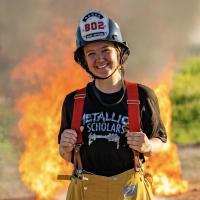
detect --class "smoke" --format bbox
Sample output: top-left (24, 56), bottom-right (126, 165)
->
top-left (1, 0), bottom-right (200, 95)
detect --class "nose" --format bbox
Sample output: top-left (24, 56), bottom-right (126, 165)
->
top-left (95, 52), bottom-right (105, 62)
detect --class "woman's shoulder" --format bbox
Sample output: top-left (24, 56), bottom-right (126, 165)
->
top-left (63, 82), bottom-right (91, 104)
top-left (64, 90), bottom-right (77, 103)
top-left (137, 83), bottom-right (156, 99)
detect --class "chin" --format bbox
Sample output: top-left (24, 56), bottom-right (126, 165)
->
top-left (93, 71), bottom-right (111, 78)
top-left (95, 74), bottom-right (109, 79)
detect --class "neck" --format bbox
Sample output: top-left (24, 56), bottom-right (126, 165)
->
top-left (94, 71), bottom-right (123, 93)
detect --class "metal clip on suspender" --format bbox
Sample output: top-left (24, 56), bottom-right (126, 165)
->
top-left (57, 144), bottom-right (86, 181)
top-left (72, 144), bottom-right (83, 180)
top-left (126, 81), bottom-right (143, 172)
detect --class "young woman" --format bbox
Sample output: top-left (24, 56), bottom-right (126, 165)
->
top-left (58, 9), bottom-right (167, 200)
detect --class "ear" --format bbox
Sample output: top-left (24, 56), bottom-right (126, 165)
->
top-left (74, 48), bottom-right (88, 69)
top-left (120, 49), bottom-right (130, 64)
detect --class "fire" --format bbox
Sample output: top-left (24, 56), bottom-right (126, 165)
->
top-left (12, 21), bottom-right (187, 199)
top-left (144, 66), bottom-right (188, 196)
top-left (12, 20), bottom-right (88, 199)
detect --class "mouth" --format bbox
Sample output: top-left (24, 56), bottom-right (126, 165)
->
top-left (95, 63), bottom-right (108, 69)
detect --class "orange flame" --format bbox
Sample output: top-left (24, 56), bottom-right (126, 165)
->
top-left (145, 65), bottom-right (188, 196)
top-left (12, 20), bottom-right (88, 199)
top-left (12, 21), bottom-right (187, 199)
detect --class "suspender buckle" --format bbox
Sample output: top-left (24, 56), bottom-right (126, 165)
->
top-left (127, 100), bottom-right (140, 104)
top-left (74, 93), bottom-right (86, 99)
top-left (72, 169), bottom-right (88, 181)
top-left (73, 143), bottom-right (82, 152)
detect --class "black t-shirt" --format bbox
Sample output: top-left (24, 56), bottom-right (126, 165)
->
top-left (58, 81), bottom-right (167, 176)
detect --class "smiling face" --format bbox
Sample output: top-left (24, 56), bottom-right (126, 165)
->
top-left (83, 41), bottom-right (120, 79)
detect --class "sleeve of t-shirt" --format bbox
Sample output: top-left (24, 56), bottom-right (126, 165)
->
top-left (138, 84), bottom-right (167, 143)
top-left (58, 91), bottom-right (76, 144)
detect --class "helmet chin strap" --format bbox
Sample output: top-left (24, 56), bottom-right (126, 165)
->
top-left (91, 66), bottom-right (126, 107)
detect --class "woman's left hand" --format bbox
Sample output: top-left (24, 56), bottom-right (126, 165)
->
top-left (126, 131), bottom-right (152, 154)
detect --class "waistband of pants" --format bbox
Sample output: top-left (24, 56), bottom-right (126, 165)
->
top-left (82, 168), bottom-right (136, 182)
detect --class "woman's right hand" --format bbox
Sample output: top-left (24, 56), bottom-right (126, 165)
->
top-left (60, 129), bottom-right (78, 153)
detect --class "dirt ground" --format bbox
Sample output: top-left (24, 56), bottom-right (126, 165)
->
top-left (0, 144), bottom-right (199, 200)
top-left (164, 144), bottom-right (200, 200)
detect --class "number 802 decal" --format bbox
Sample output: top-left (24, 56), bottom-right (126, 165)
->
top-left (85, 21), bottom-right (104, 32)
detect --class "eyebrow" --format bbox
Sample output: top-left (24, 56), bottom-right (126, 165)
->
top-left (85, 45), bottom-right (110, 54)
top-left (101, 45), bottom-right (109, 49)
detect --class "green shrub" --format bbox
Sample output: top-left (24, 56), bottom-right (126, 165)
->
top-left (171, 56), bottom-right (200, 144)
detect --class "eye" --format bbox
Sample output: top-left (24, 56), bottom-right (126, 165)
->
top-left (102, 48), bottom-right (111, 53)
top-left (87, 52), bottom-right (95, 57)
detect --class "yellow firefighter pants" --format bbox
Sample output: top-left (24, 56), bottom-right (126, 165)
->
top-left (66, 168), bottom-right (154, 200)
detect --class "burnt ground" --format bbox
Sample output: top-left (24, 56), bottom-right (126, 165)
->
top-left (0, 145), bottom-right (199, 200)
